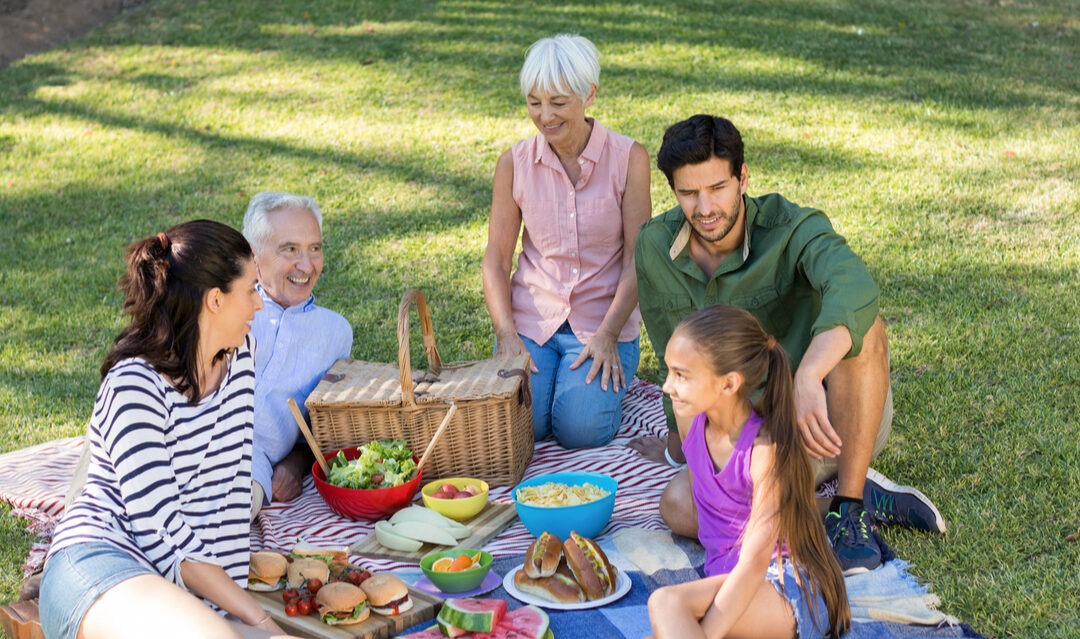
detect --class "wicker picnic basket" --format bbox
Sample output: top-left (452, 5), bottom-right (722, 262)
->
top-left (305, 289), bottom-right (534, 486)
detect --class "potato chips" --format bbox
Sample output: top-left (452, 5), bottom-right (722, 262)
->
top-left (516, 481), bottom-right (610, 507)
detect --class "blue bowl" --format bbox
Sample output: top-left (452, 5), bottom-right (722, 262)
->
top-left (511, 472), bottom-right (618, 540)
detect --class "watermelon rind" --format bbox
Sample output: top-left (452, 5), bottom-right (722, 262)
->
top-left (436, 616), bottom-right (471, 638)
top-left (436, 598), bottom-right (508, 633)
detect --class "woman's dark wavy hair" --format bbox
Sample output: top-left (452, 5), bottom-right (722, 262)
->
top-left (656, 114), bottom-right (744, 189)
top-left (673, 305), bottom-right (851, 638)
top-left (101, 219), bottom-right (253, 402)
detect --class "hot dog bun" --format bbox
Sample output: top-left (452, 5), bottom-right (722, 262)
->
top-left (562, 531), bottom-right (617, 600)
top-left (524, 531), bottom-right (563, 578)
top-left (514, 567), bottom-right (585, 604)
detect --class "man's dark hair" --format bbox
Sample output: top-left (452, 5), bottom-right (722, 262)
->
top-left (656, 114), bottom-right (744, 188)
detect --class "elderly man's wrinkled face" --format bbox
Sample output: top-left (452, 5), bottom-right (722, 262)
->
top-left (255, 206), bottom-right (323, 308)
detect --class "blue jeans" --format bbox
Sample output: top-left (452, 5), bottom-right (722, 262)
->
top-left (767, 559), bottom-right (832, 639)
top-left (520, 323), bottom-right (639, 449)
top-left (39, 542), bottom-right (155, 639)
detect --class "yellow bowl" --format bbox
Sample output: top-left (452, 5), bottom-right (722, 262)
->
top-left (421, 477), bottom-right (489, 521)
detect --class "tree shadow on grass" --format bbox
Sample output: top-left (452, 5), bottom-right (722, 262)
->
top-left (57, 0), bottom-right (1079, 114)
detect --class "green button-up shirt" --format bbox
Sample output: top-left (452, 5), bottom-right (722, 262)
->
top-left (635, 192), bottom-right (880, 431)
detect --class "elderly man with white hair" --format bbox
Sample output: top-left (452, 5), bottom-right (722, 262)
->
top-left (242, 191), bottom-right (353, 518)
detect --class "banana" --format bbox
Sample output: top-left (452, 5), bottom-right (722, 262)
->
top-left (390, 506), bottom-right (473, 539)
top-left (386, 520), bottom-right (459, 547)
top-left (374, 520), bottom-right (423, 552)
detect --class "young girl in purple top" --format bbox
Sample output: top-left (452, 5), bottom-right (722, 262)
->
top-left (647, 306), bottom-right (849, 639)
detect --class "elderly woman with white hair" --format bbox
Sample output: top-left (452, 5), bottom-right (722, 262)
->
top-left (482, 34), bottom-right (651, 449)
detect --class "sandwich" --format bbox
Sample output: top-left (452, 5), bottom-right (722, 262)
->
top-left (562, 531), bottom-right (618, 600)
top-left (523, 531), bottom-right (563, 578)
top-left (315, 582), bottom-right (370, 626)
top-left (514, 560), bottom-right (585, 604)
top-left (247, 551), bottom-right (288, 592)
top-left (290, 543), bottom-right (349, 576)
top-left (287, 557), bottom-right (331, 588)
top-left (359, 573), bottom-right (413, 616)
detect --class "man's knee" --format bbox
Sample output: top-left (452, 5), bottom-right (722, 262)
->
top-left (660, 471), bottom-right (698, 538)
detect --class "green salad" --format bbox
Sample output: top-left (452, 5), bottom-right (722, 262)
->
top-left (327, 440), bottom-right (417, 489)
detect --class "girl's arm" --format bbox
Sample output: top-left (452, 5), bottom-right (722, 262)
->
top-left (569, 141), bottom-right (652, 392)
top-left (481, 149), bottom-right (534, 370)
top-left (699, 441), bottom-right (781, 638)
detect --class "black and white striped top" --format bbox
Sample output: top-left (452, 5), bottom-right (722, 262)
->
top-left (49, 336), bottom-right (256, 591)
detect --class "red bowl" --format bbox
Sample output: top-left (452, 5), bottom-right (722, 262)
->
top-left (311, 447), bottom-right (422, 521)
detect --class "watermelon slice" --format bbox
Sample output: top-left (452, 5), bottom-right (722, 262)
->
top-left (472, 605), bottom-right (550, 639)
top-left (437, 598), bottom-right (509, 633)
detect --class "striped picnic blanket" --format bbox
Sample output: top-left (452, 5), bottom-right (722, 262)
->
top-left (0, 379), bottom-right (678, 575)
top-left (0, 379), bottom-right (982, 638)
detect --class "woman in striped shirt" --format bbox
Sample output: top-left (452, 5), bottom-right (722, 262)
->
top-left (38, 220), bottom-right (301, 639)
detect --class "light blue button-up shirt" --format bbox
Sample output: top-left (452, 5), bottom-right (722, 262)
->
top-left (250, 285), bottom-right (352, 502)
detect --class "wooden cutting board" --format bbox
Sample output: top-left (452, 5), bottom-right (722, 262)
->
top-left (350, 502), bottom-right (518, 562)
top-left (251, 585), bottom-right (441, 639)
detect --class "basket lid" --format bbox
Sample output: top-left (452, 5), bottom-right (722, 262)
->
top-left (305, 354), bottom-right (530, 408)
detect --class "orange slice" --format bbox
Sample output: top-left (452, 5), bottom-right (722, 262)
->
top-left (449, 554), bottom-right (474, 572)
top-left (432, 557), bottom-right (454, 573)
top-left (469, 552), bottom-right (482, 565)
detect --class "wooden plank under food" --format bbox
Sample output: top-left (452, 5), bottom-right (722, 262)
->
top-left (251, 585), bottom-right (441, 639)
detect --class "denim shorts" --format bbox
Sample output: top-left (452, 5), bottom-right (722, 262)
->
top-left (767, 559), bottom-right (832, 639)
top-left (39, 542), bottom-right (156, 639)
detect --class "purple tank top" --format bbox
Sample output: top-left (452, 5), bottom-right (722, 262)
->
top-left (683, 409), bottom-right (763, 576)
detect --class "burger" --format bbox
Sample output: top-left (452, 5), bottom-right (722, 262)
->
top-left (359, 573), bottom-right (413, 616)
top-left (290, 543), bottom-right (349, 576)
top-left (247, 551), bottom-right (288, 592)
top-left (287, 557), bottom-right (330, 588)
top-left (315, 582), bottom-right (369, 626)
top-left (563, 531), bottom-right (618, 600)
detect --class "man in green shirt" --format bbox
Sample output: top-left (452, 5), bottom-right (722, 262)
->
top-left (632, 114), bottom-right (943, 574)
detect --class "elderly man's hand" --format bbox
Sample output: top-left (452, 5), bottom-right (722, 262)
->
top-left (270, 463), bottom-right (303, 503)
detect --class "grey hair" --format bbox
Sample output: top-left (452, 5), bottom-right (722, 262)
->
top-left (519, 34), bottom-right (600, 103)
top-left (242, 191), bottom-right (323, 254)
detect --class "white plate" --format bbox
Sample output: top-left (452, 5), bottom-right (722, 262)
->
top-left (501, 566), bottom-right (631, 610)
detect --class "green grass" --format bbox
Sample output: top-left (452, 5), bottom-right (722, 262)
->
top-left (1, 0), bottom-right (1077, 636)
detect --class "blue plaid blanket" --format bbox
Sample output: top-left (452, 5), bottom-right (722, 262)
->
top-left (394, 528), bottom-right (983, 638)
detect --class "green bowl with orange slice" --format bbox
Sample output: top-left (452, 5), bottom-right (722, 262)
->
top-left (419, 548), bottom-right (493, 593)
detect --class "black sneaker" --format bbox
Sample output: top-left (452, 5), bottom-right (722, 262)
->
top-left (824, 501), bottom-right (882, 575)
top-left (863, 468), bottom-right (947, 534)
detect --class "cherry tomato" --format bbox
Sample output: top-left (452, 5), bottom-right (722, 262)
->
top-left (282, 587), bottom-right (300, 604)
top-left (306, 577), bottom-right (323, 594)
top-left (284, 603), bottom-right (298, 617)
top-left (297, 599), bottom-right (312, 616)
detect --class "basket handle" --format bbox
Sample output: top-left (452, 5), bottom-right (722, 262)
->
top-left (397, 289), bottom-right (443, 406)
